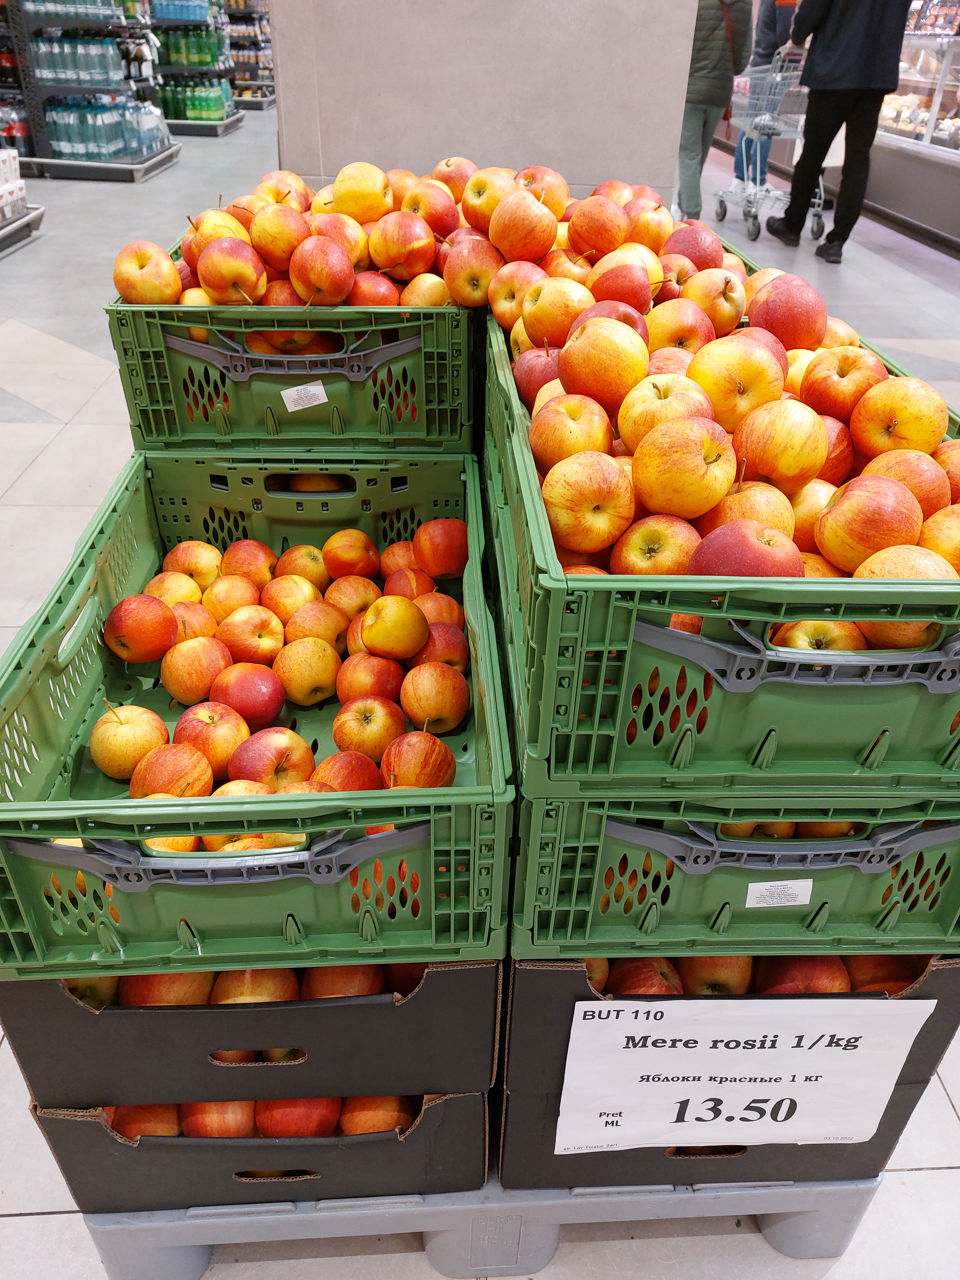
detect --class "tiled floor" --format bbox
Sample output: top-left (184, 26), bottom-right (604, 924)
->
top-left (0, 120), bottom-right (959, 1278)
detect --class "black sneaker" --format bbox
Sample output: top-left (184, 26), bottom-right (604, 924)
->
top-left (815, 240), bottom-right (843, 263)
top-left (765, 215), bottom-right (800, 246)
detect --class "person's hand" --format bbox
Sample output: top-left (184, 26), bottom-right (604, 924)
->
top-left (779, 41), bottom-right (804, 59)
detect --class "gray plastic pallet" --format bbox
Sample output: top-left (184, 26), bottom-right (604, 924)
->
top-left (85, 1173), bottom-right (881, 1280)
top-left (165, 113), bottom-right (244, 138)
top-left (20, 144), bottom-right (181, 182)
top-left (0, 202), bottom-right (44, 254)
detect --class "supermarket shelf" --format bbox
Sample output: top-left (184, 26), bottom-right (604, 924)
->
top-left (234, 90), bottom-right (273, 109)
top-left (165, 110), bottom-right (242, 136)
top-left (151, 17), bottom-right (211, 28)
top-left (32, 77), bottom-right (138, 99)
top-left (0, 201), bottom-right (44, 253)
top-left (20, 140), bottom-right (180, 180)
top-left (84, 1174), bottom-right (883, 1280)
top-left (157, 62), bottom-right (232, 76)
top-left (24, 15), bottom-right (150, 33)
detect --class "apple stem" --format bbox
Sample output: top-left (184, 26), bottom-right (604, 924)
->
top-left (736, 455), bottom-right (747, 493)
top-left (187, 215), bottom-right (199, 231)
top-left (102, 698), bottom-right (122, 724)
top-left (306, 290), bottom-right (318, 308)
top-left (218, 193), bottom-right (223, 209)
top-left (238, 288), bottom-right (255, 306)
top-left (275, 751), bottom-right (291, 781)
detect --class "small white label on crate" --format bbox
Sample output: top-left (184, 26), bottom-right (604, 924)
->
top-left (554, 997), bottom-right (935, 1155)
top-left (745, 878), bottom-right (814, 909)
top-left (281, 379), bottom-right (328, 413)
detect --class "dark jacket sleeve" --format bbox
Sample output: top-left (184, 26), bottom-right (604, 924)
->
top-left (731, 0), bottom-right (753, 73)
top-left (792, 0), bottom-right (834, 43)
top-left (752, 0), bottom-right (779, 64)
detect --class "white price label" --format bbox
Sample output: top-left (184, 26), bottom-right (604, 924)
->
top-left (555, 997), bottom-right (935, 1155)
top-left (745, 878), bottom-right (813, 908)
top-left (281, 379), bottom-right (329, 413)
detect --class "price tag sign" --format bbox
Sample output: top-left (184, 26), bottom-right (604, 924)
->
top-left (555, 998), bottom-right (936, 1155)
top-left (281, 379), bottom-right (329, 413)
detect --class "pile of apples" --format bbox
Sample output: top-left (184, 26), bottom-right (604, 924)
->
top-left (583, 952), bottom-right (929, 998)
top-left (105, 1095), bottom-right (418, 1142)
top-left (90, 516), bottom-right (472, 839)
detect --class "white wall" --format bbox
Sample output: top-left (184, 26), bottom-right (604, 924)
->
top-left (272, 0), bottom-right (699, 201)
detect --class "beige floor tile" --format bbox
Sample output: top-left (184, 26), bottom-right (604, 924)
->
top-left (0, 1041), bottom-right (77, 1214)
top-left (0, 320), bottom-right (115, 371)
top-left (208, 1234), bottom-right (440, 1278)
top-left (0, 364), bottom-right (113, 424)
top-left (0, 1214), bottom-right (105, 1280)
top-left (886, 1075), bottom-right (960, 1171)
top-left (0, 506), bottom-right (100, 626)
top-left (2, 421), bottom-right (133, 507)
top-left (0, 423), bottom-right (63, 499)
top-left (936, 1026), bottom-right (960, 1112)
top-left (69, 371), bottom-right (132, 429)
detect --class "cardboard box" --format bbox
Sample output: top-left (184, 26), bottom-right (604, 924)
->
top-left (499, 958), bottom-right (960, 1190)
top-left (34, 1092), bottom-right (487, 1214)
top-left (0, 962), bottom-right (500, 1108)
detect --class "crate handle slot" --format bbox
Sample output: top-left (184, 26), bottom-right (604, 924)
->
top-left (163, 329), bottom-right (422, 386)
top-left (602, 818), bottom-right (960, 874)
top-left (54, 595), bottom-right (100, 673)
top-left (632, 617), bottom-right (960, 692)
top-left (5, 823), bottom-right (430, 892)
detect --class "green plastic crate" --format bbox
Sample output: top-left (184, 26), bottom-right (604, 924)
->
top-left (512, 796), bottom-right (960, 958)
top-left (106, 297), bottom-right (480, 454)
top-left (0, 452), bottom-right (513, 978)
top-left (484, 313), bottom-right (960, 799)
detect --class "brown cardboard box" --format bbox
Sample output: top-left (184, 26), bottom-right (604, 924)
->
top-left (499, 958), bottom-right (960, 1190)
top-left (0, 962), bottom-right (500, 1107)
top-left (34, 1092), bottom-right (487, 1214)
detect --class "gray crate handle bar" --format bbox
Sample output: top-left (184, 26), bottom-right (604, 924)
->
top-left (633, 617), bottom-right (960, 693)
top-left (602, 817), bottom-right (960, 874)
top-left (5, 822), bottom-right (430, 891)
top-left (163, 328), bottom-right (422, 385)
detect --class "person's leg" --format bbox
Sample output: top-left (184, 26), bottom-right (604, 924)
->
top-left (781, 90), bottom-right (846, 231)
top-left (677, 104), bottom-right (706, 217)
top-left (828, 89), bottom-right (886, 244)
top-left (757, 137), bottom-right (771, 185)
top-left (733, 131), bottom-right (748, 181)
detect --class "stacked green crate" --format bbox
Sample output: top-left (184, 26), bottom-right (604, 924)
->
top-left (0, 292), bottom-right (511, 980)
top-left (481, 307), bottom-right (960, 960)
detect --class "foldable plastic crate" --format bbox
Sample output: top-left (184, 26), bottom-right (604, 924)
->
top-left (484, 313), bottom-right (960, 799)
top-left (512, 796), bottom-right (960, 958)
top-left (0, 452), bottom-right (512, 978)
top-left (106, 295), bottom-right (479, 454)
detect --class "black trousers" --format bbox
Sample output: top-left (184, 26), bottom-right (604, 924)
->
top-left (783, 88), bottom-right (886, 244)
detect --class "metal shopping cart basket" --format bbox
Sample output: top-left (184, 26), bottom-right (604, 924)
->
top-left (715, 53), bottom-right (824, 241)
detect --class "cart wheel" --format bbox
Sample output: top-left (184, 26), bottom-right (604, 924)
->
top-left (747, 216), bottom-right (761, 241)
top-left (715, 199), bottom-right (727, 222)
top-left (811, 214), bottom-right (825, 240)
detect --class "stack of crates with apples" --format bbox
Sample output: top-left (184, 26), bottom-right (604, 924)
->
top-left (0, 167), bottom-right (514, 1216)
top-left (481, 262), bottom-right (960, 1191)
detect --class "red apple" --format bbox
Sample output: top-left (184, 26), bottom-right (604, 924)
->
top-left (687, 517), bottom-right (804, 577)
top-left (220, 539), bottom-right (277, 588)
top-left (322, 529), bottom-right (379, 579)
top-left (680, 267), bottom-right (746, 337)
top-left (308, 211), bottom-right (369, 267)
top-left (733, 400), bottom-right (829, 495)
top-left (111, 1104), bottom-right (181, 1139)
top-left (487, 260), bottom-right (548, 330)
top-left (173, 701), bottom-right (250, 779)
top-left (521, 277), bottom-right (595, 349)
top-left (216, 606), bottom-right (285, 666)
top-left (747, 273), bottom-right (827, 350)
top-left (442, 235), bottom-right (505, 306)
top-left (325, 576), bottom-right (382, 621)
top-left (160, 635), bottom-right (233, 705)
top-left (610, 515), bottom-right (701, 574)
top-left (248, 203), bottom-right (310, 272)
top-left (332, 696), bottom-right (406, 762)
top-left (382, 567), bottom-right (436, 599)
top-left (933, 439), bottom-right (960, 504)
top-left (113, 240), bottom-right (182, 304)
top-left (197, 238), bottom-right (267, 306)
top-left (605, 957), bottom-right (683, 995)
top-left (336, 652), bottom-right (405, 703)
top-left (660, 222), bottom-right (723, 270)
top-left (723, 325), bottom-right (789, 379)
top-left (814, 475), bottom-right (923, 573)
top-left (799, 346), bottom-right (888, 421)
top-left (380, 541), bottom-right (419, 576)
top-left (558, 317), bottom-right (649, 419)
top-left (348, 270), bottom-right (401, 306)
top-left (228, 726), bottom-right (315, 789)
top-left (413, 593), bottom-right (465, 629)
top-left (430, 156), bottom-right (477, 203)
top-left (512, 345), bottom-right (561, 412)
top-left (843, 954), bottom-right (927, 995)
top-left (567, 300), bottom-right (649, 345)
top-left (380, 730), bottom-right (456, 788)
top-left (617, 373), bottom-right (714, 453)
top-left (311, 750), bottom-right (383, 791)
top-left (289, 235), bottom-right (354, 305)
top-left (301, 964), bottom-right (385, 998)
top-left (529, 393), bottom-right (612, 472)
top-left (515, 164), bottom-right (570, 218)
top-left (488, 188), bottom-right (558, 262)
top-left (400, 662), bottom-right (470, 733)
top-left (409, 621), bottom-right (470, 672)
top-left (412, 518), bottom-right (469, 579)
top-left (273, 636), bottom-right (342, 706)
top-left (208, 662), bottom-right (286, 732)
top-left (631, 417), bottom-right (736, 520)
top-left (862, 449), bottom-right (952, 520)
top-left (850, 377), bottom-right (949, 458)
top-left (460, 166), bottom-right (518, 233)
top-left (368, 210), bottom-right (436, 280)
top-left (753, 956), bottom-right (851, 994)
top-left (644, 297), bottom-right (715, 354)
top-left (129, 743), bottom-right (213, 798)
top-left (818, 415), bottom-right (855, 484)
top-left (647, 346), bottom-right (696, 375)
top-left (255, 1097), bottom-right (342, 1138)
top-left (585, 260), bottom-right (651, 315)
top-left (201, 575), bottom-right (261, 625)
top-left (657, 252), bottom-right (698, 303)
top-left (339, 1095), bottom-right (415, 1135)
top-left (674, 956), bottom-right (753, 996)
top-left (180, 1100), bottom-right (257, 1138)
top-left (542, 451), bottom-right (635, 551)
top-left (103, 594), bottom-right (178, 664)
top-left (285, 601), bottom-right (350, 651)
top-left (119, 972), bottom-right (215, 1006)
top-left (567, 195), bottom-right (628, 257)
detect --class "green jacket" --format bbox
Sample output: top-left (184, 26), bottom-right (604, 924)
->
top-left (685, 0), bottom-right (753, 108)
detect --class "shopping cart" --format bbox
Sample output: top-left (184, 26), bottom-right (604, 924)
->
top-left (715, 52), bottom-right (824, 242)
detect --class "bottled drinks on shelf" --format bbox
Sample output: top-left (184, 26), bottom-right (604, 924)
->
top-left (30, 36), bottom-right (126, 85)
top-left (44, 94), bottom-right (170, 161)
top-left (151, 1), bottom-right (209, 21)
top-left (158, 75), bottom-right (226, 119)
top-left (156, 25), bottom-right (226, 66)
top-left (0, 103), bottom-right (32, 157)
top-left (21, 1), bottom-right (125, 20)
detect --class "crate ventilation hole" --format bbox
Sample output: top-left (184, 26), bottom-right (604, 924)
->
top-left (201, 506), bottom-right (249, 546)
top-left (42, 871), bottom-right (120, 939)
top-left (181, 365), bottom-right (229, 425)
top-left (624, 666), bottom-right (713, 762)
top-left (599, 851), bottom-right (674, 921)
top-left (0, 708), bottom-right (41, 803)
top-left (349, 858), bottom-right (422, 921)
top-left (372, 365), bottom-right (417, 425)
top-left (48, 628), bottom-right (100, 725)
top-left (378, 504), bottom-right (420, 546)
top-left (880, 850), bottom-right (951, 917)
